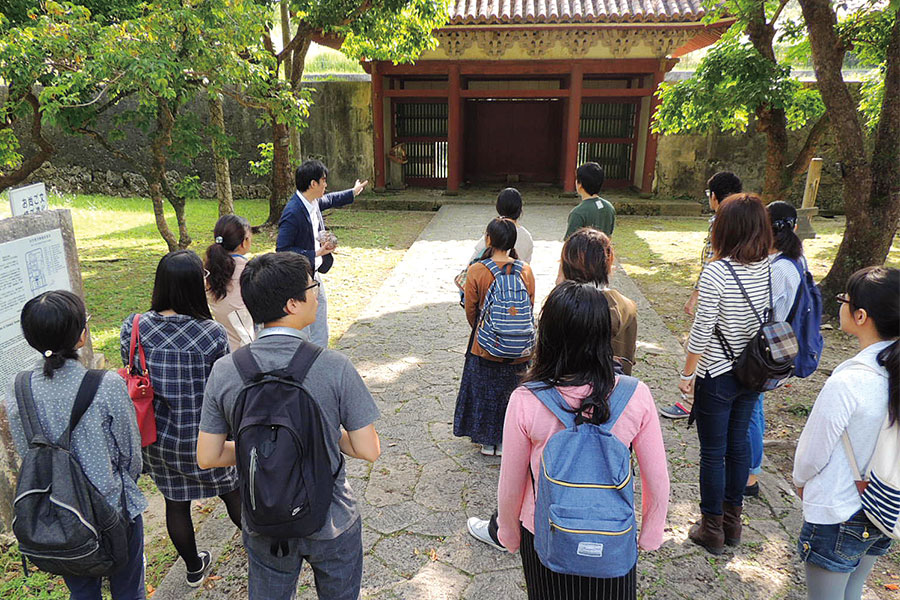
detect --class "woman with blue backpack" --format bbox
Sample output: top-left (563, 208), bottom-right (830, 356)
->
top-left (454, 217), bottom-right (535, 457)
top-left (745, 201), bottom-right (822, 496)
top-left (496, 281), bottom-right (669, 599)
top-left (793, 266), bottom-right (898, 600)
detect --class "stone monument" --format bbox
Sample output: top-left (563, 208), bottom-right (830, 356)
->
top-left (0, 209), bottom-right (93, 531)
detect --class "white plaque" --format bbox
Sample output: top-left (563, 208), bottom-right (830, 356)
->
top-left (8, 182), bottom-right (49, 217)
top-left (0, 229), bottom-right (72, 406)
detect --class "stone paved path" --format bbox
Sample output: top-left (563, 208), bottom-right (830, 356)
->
top-left (158, 204), bottom-right (876, 600)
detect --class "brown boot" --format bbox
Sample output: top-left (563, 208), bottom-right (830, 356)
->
top-left (723, 503), bottom-right (743, 546)
top-left (688, 513), bottom-right (725, 555)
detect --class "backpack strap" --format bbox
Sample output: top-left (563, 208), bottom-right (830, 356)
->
top-left (524, 382), bottom-right (576, 429)
top-left (604, 376), bottom-right (639, 430)
top-left (481, 258), bottom-right (502, 278)
top-left (232, 345), bottom-right (263, 384)
top-left (720, 260), bottom-right (768, 325)
top-left (57, 370), bottom-right (105, 450)
top-left (14, 371), bottom-right (49, 447)
top-left (286, 342), bottom-right (323, 384)
top-left (775, 255), bottom-right (807, 323)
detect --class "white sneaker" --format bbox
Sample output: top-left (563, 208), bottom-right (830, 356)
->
top-left (480, 445), bottom-right (495, 456)
top-left (467, 517), bottom-right (504, 551)
top-left (495, 443), bottom-right (503, 457)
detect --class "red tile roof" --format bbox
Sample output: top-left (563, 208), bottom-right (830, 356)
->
top-left (447, 0), bottom-right (707, 24)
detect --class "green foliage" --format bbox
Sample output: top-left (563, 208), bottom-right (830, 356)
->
top-left (654, 35), bottom-right (825, 135)
top-left (305, 49), bottom-right (365, 74)
top-left (249, 142), bottom-right (274, 177)
top-left (173, 175), bottom-right (201, 200)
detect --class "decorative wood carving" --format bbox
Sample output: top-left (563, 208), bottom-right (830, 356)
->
top-left (598, 29), bottom-right (642, 58)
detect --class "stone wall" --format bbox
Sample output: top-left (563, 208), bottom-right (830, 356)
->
top-left (16, 79), bottom-right (374, 199)
top-left (655, 124), bottom-right (844, 213)
top-left (13, 79), bottom-right (843, 211)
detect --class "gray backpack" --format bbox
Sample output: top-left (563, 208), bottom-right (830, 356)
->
top-left (12, 370), bottom-right (129, 577)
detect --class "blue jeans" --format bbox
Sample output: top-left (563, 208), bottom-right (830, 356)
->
top-left (798, 509), bottom-right (893, 573)
top-left (694, 372), bottom-right (759, 515)
top-left (64, 515), bottom-right (145, 600)
top-left (747, 393), bottom-right (765, 475)
top-left (244, 517), bottom-right (363, 600)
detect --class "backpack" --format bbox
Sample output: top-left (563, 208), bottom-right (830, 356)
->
top-left (774, 255), bottom-right (824, 378)
top-left (12, 370), bottom-right (130, 578)
top-left (526, 376), bottom-right (640, 578)
top-left (231, 342), bottom-right (340, 539)
top-left (843, 413), bottom-right (900, 541)
top-left (715, 261), bottom-right (798, 392)
top-left (475, 259), bottom-right (535, 359)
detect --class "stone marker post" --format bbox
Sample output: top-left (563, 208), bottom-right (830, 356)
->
top-left (796, 158), bottom-right (823, 241)
top-left (0, 209), bottom-right (93, 532)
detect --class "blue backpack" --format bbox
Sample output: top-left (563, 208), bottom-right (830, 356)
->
top-left (775, 255), bottom-right (823, 378)
top-left (526, 376), bottom-right (640, 579)
top-left (476, 259), bottom-right (535, 359)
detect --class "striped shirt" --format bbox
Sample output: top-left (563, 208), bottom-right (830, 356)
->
top-left (771, 252), bottom-right (803, 322)
top-left (688, 257), bottom-right (772, 378)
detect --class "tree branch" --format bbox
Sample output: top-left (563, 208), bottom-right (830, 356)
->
top-left (786, 112), bottom-right (830, 181)
top-left (768, 0), bottom-right (791, 28)
top-left (0, 91), bottom-right (56, 193)
top-left (75, 127), bottom-right (136, 165)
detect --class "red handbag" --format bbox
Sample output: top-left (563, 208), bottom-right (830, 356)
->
top-left (117, 314), bottom-right (157, 447)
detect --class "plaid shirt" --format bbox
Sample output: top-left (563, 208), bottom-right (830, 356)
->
top-left (121, 311), bottom-right (237, 501)
top-left (695, 215), bottom-right (716, 290)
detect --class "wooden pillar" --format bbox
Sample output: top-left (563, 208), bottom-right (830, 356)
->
top-left (640, 70), bottom-right (665, 193)
top-left (447, 64), bottom-right (462, 192)
top-left (371, 62), bottom-right (386, 191)
top-left (563, 64), bottom-right (584, 194)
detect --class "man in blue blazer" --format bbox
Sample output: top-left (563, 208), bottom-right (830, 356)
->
top-left (276, 159), bottom-right (368, 346)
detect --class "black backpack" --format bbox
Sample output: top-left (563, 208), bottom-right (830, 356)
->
top-left (714, 261), bottom-right (798, 392)
top-left (231, 342), bottom-right (339, 539)
top-left (12, 370), bottom-right (129, 578)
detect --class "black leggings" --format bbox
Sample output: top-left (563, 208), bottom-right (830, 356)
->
top-left (164, 488), bottom-right (241, 572)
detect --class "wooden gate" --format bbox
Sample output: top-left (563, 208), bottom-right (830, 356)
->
top-left (577, 100), bottom-right (639, 186)
top-left (393, 101), bottom-right (449, 185)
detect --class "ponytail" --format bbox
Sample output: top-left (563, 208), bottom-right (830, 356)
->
top-left (878, 340), bottom-right (899, 426)
top-left (767, 201), bottom-right (802, 260)
top-left (205, 215), bottom-right (251, 301)
top-left (484, 217), bottom-right (518, 260)
top-left (21, 291), bottom-right (86, 379)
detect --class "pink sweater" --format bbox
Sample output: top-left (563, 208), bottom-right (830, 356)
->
top-left (497, 380), bottom-right (670, 553)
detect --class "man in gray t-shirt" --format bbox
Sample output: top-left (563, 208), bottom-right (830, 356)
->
top-left (198, 252), bottom-right (381, 600)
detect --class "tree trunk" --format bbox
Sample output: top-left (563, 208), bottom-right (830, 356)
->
top-left (266, 119), bottom-right (293, 226)
top-left (0, 91), bottom-right (55, 194)
top-left (280, 2), bottom-right (302, 162)
top-left (800, 0), bottom-right (900, 315)
top-left (148, 98), bottom-right (181, 252)
top-left (755, 106), bottom-right (791, 202)
top-left (208, 93), bottom-right (234, 217)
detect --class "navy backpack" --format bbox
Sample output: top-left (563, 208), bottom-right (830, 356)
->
top-left (526, 376), bottom-right (640, 579)
top-left (775, 255), bottom-right (823, 378)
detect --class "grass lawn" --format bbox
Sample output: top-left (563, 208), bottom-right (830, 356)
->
top-left (0, 192), bottom-right (433, 598)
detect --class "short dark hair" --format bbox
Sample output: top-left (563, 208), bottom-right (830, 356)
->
top-left (707, 171), bottom-right (742, 202)
top-left (151, 250), bottom-right (212, 320)
top-left (576, 162), bottom-right (605, 196)
top-left (21, 290), bottom-right (86, 378)
top-left (496, 188), bottom-right (523, 220)
top-left (295, 160), bottom-right (328, 193)
top-left (561, 228), bottom-right (614, 286)
top-left (711, 193), bottom-right (773, 264)
top-left (240, 252), bottom-right (312, 324)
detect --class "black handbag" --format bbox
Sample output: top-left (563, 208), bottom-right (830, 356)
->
top-left (714, 261), bottom-right (798, 392)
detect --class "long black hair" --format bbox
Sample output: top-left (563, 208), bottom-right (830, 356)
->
top-left (767, 201), bottom-right (802, 260)
top-left (151, 250), bottom-right (213, 320)
top-left (846, 266), bottom-right (899, 425)
top-left (523, 281), bottom-right (616, 424)
top-left (481, 217), bottom-right (519, 260)
top-left (205, 214), bottom-right (250, 301)
top-left (21, 290), bottom-right (87, 378)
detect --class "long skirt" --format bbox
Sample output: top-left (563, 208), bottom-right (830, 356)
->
top-left (453, 353), bottom-right (526, 446)
top-left (520, 526), bottom-right (637, 600)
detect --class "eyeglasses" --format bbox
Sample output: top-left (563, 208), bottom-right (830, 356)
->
top-left (84, 313), bottom-right (92, 328)
top-left (203, 269), bottom-right (210, 280)
top-left (305, 280), bottom-right (320, 292)
top-left (835, 293), bottom-right (851, 304)
top-left (705, 189), bottom-right (711, 199)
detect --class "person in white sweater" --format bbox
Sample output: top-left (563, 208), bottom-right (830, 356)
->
top-left (469, 188), bottom-right (534, 265)
top-left (793, 266), bottom-right (898, 600)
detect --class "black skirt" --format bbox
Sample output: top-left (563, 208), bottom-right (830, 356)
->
top-left (520, 526), bottom-right (637, 600)
top-left (453, 353), bottom-right (526, 445)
